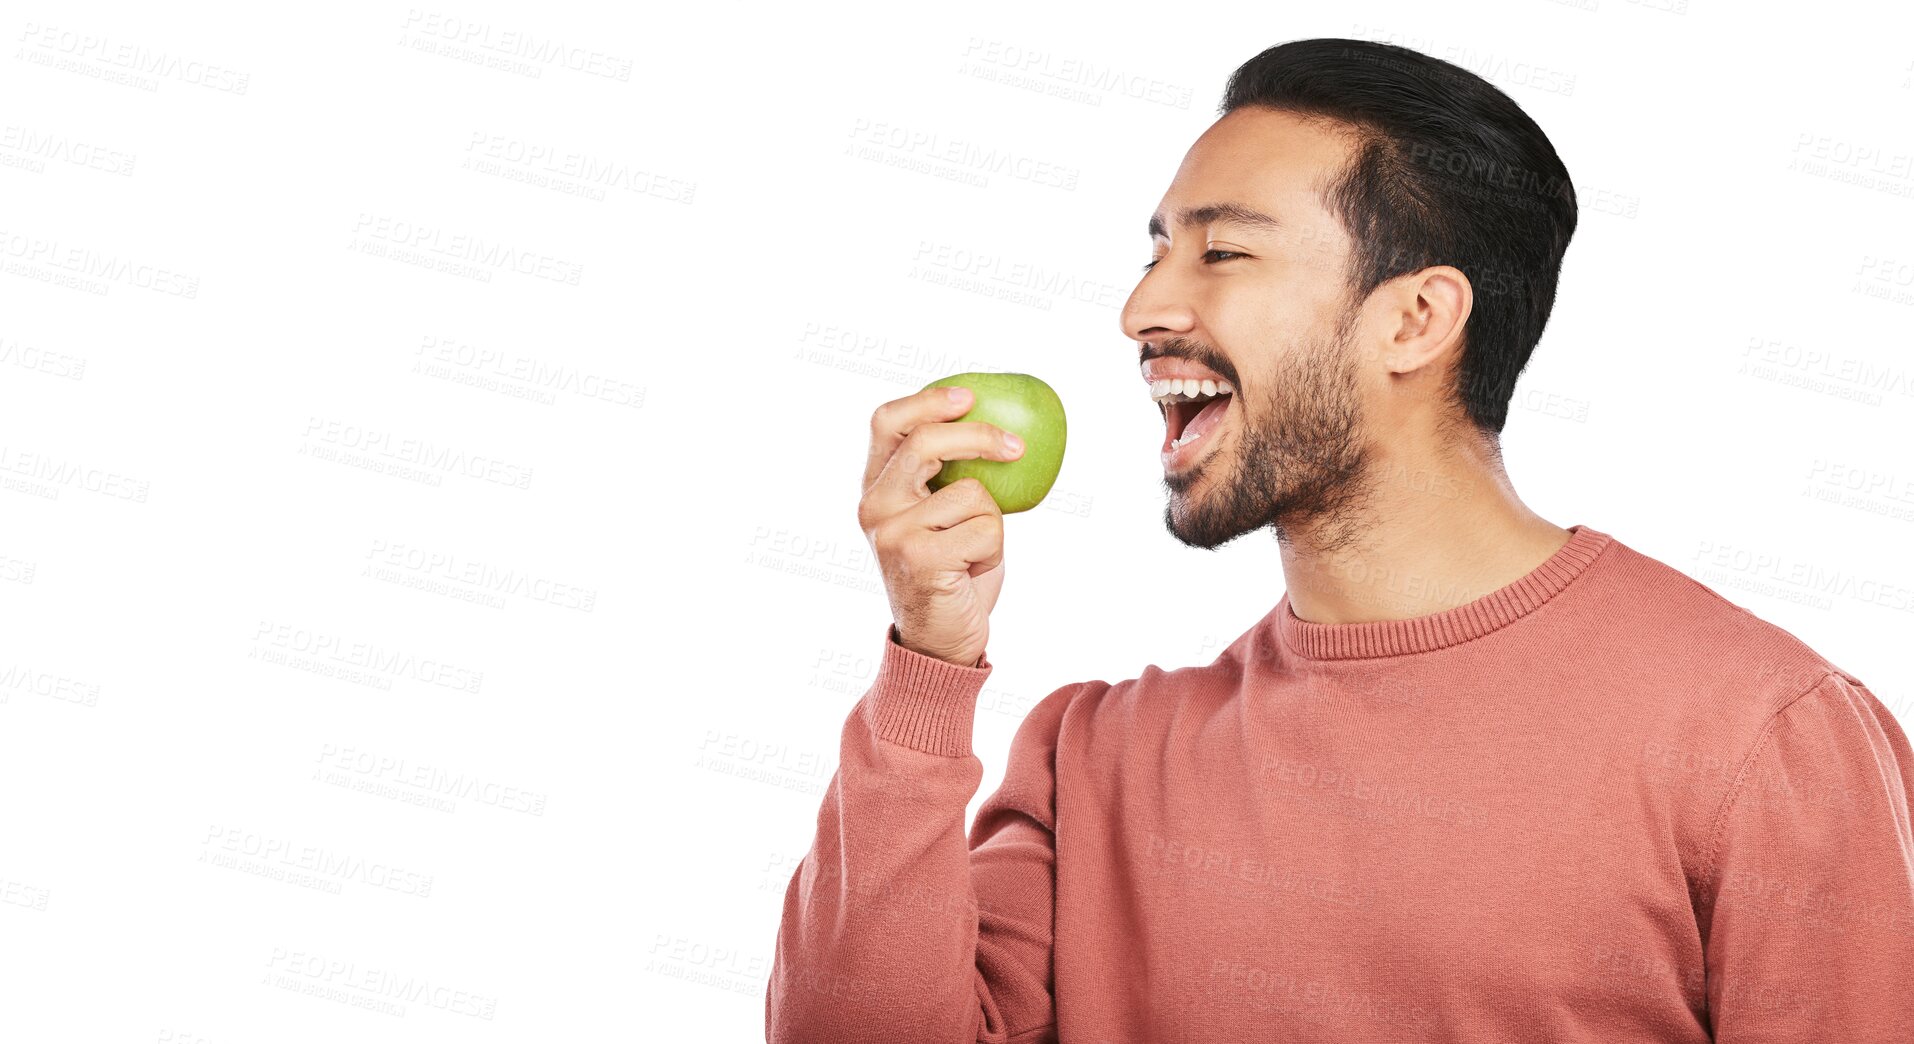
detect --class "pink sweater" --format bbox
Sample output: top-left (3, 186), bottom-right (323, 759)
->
top-left (765, 525), bottom-right (1914, 1042)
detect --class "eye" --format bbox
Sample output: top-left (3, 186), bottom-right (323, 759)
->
top-left (1140, 250), bottom-right (1244, 272)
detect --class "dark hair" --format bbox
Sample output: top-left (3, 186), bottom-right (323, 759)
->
top-left (1221, 38), bottom-right (1578, 437)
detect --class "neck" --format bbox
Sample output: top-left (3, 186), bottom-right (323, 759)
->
top-left (1275, 429), bottom-right (1572, 625)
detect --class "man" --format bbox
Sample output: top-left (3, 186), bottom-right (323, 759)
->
top-left (767, 37), bottom-right (1914, 1043)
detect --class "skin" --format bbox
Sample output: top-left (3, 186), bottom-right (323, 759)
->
top-left (1121, 106), bottom-right (1573, 625)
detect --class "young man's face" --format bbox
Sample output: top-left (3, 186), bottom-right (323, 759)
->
top-left (1122, 106), bottom-right (1380, 550)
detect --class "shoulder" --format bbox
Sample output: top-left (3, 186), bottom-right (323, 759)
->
top-left (1023, 654), bottom-right (1248, 762)
top-left (1582, 533), bottom-right (1849, 715)
top-left (1698, 669), bottom-right (1912, 890)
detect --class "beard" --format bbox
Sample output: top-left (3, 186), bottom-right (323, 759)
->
top-left (1160, 306), bottom-right (1373, 551)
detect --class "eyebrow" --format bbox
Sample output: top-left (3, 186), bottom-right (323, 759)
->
top-left (1148, 202), bottom-right (1283, 239)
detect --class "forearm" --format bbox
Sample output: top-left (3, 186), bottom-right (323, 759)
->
top-left (766, 630), bottom-right (998, 1043)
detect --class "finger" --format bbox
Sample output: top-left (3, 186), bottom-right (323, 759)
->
top-left (949, 512), bottom-right (1006, 579)
top-left (895, 485), bottom-right (1005, 576)
top-left (864, 421), bottom-right (1023, 524)
top-left (863, 385), bottom-right (979, 491)
top-left (871, 478), bottom-right (1000, 585)
top-left (895, 475), bottom-right (1004, 533)
top-left (937, 511), bottom-right (1006, 579)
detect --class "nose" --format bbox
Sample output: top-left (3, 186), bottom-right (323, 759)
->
top-left (1119, 265), bottom-right (1197, 347)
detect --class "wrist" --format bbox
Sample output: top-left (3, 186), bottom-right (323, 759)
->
top-left (890, 624), bottom-right (982, 669)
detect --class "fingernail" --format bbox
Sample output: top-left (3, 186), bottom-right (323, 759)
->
top-left (947, 387), bottom-right (970, 405)
top-left (1003, 432), bottom-right (1023, 453)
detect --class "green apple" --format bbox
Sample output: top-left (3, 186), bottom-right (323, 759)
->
top-left (920, 371), bottom-right (1067, 514)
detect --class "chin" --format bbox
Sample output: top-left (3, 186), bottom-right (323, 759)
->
top-left (1163, 443), bottom-right (1220, 496)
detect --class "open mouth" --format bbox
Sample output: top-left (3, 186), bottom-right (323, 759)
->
top-left (1155, 379), bottom-right (1233, 460)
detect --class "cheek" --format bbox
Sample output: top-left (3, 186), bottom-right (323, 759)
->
top-left (1224, 285), bottom-right (1319, 350)
top-left (1219, 281), bottom-right (1285, 326)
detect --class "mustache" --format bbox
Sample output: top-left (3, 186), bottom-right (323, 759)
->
top-left (1139, 337), bottom-right (1240, 389)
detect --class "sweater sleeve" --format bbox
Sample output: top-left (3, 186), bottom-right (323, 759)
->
top-left (765, 623), bottom-right (1081, 1044)
top-left (1699, 670), bottom-right (1914, 1041)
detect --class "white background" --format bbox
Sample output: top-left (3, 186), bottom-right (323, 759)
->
top-left (3, 1), bottom-right (1912, 1040)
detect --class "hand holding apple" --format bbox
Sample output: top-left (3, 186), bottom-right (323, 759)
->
top-left (918, 372), bottom-right (1067, 514)
top-left (857, 383), bottom-right (1030, 668)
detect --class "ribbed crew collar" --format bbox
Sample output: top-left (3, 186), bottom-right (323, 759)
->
top-left (1275, 524), bottom-right (1613, 661)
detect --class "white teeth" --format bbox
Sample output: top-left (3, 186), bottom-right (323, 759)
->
top-left (1171, 428), bottom-right (1203, 450)
top-left (1149, 377), bottom-right (1236, 404)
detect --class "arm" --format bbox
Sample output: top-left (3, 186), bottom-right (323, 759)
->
top-left (1698, 671), bottom-right (1914, 1041)
top-left (766, 623), bottom-right (1082, 1044)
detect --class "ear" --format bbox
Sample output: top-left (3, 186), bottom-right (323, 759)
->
top-left (1379, 266), bottom-right (1472, 377)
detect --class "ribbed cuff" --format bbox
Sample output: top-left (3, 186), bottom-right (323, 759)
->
top-left (863, 624), bottom-right (993, 757)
